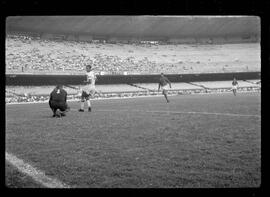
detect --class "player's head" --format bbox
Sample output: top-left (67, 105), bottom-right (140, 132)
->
top-left (56, 84), bottom-right (63, 89)
top-left (161, 73), bottom-right (164, 76)
top-left (86, 65), bottom-right (92, 72)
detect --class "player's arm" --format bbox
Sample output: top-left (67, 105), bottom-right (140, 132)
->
top-left (158, 83), bottom-right (160, 91)
top-left (87, 75), bottom-right (90, 82)
top-left (83, 75), bottom-right (89, 83)
top-left (49, 92), bottom-right (53, 101)
top-left (166, 78), bottom-right (172, 88)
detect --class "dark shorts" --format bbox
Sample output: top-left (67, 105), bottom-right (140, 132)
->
top-left (81, 91), bottom-right (91, 101)
top-left (49, 100), bottom-right (68, 111)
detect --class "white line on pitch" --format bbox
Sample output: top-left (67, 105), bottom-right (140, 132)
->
top-left (149, 110), bottom-right (261, 118)
top-left (5, 152), bottom-right (71, 188)
top-left (69, 108), bottom-right (260, 118)
top-left (95, 109), bottom-right (261, 118)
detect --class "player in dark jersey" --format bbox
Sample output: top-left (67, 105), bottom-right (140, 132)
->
top-left (49, 85), bottom-right (70, 117)
top-left (158, 73), bottom-right (172, 103)
top-left (232, 77), bottom-right (238, 96)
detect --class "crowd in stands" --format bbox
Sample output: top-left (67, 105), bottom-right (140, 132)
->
top-left (6, 34), bottom-right (260, 75)
top-left (6, 34), bottom-right (157, 74)
top-left (5, 33), bottom-right (260, 103)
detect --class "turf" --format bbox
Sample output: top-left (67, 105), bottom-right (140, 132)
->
top-left (5, 92), bottom-right (261, 188)
top-left (5, 161), bottom-right (45, 188)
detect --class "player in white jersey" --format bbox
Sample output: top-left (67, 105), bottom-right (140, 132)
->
top-left (79, 65), bottom-right (97, 112)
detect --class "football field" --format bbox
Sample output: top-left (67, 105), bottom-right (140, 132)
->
top-left (5, 92), bottom-right (261, 188)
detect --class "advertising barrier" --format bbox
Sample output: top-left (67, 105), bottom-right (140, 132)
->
top-left (6, 72), bottom-right (260, 86)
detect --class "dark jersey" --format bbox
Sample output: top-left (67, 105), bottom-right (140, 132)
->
top-left (159, 76), bottom-right (170, 86)
top-left (50, 88), bottom-right (67, 103)
top-left (232, 80), bottom-right (238, 86)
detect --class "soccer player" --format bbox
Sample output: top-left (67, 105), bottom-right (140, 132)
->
top-left (78, 65), bottom-right (97, 112)
top-left (158, 73), bottom-right (172, 103)
top-left (232, 77), bottom-right (238, 96)
top-left (49, 85), bottom-right (70, 117)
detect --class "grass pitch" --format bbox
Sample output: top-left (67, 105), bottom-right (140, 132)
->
top-left (5, 92), bottom-right (261, 188)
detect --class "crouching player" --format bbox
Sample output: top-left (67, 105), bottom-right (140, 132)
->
top-left (158, 73), bottom-right (172, 103)
top-left (49, 85), bottom-right (70, 117)
top-left (78, 65), bottom-right (97, 112)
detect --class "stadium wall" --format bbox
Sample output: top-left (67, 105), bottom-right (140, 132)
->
top-left (6, 72), bottom-right (261, 86)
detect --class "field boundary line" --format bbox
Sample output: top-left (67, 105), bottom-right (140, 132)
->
top-left (5, 152), bottom-right (71, 188)
top-left (94, 109), bottom-right (261, 118)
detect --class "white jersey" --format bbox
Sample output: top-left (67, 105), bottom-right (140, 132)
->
top-left (82, 71), bottom-right (96, 94)
top-left (86, 71), bottom-right (96, 85)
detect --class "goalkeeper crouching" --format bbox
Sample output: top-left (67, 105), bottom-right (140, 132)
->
top-left (49, 85), bottom-right (70, 117)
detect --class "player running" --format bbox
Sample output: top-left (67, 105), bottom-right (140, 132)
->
top-left (49, 85), bottom-right (70, 117)
top-left (232, 77), bottom-right (238, 96)
top-left (79, 65), bottom-right (97, 112)
top-left (158, 73), bottom-right (172, 103)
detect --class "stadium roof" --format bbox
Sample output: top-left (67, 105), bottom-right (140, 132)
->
top-left (6, 16), bottom-right (260, 38)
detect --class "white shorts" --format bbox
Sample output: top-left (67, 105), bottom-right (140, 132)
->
top-left (82, 84), bottom-right (96, 95)
top-left (161, 84), bottom-right (170, 91)
top-left (232, 85), bottom-right (238, 90)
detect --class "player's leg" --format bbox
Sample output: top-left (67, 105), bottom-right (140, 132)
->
top-left (87, 91), bottom-right (92, 112)
top-left (49, 100), bottom-right (58, 117)
top-left (162, 87), bottom-right (169, 103)
top-left (86, 98), bottom-right (91, 112)
top-left (93, 87), bottom-right (102, 97)
top-left (59, 102), bottom-right (69, 116)
top-left (87, 89), bottom-right (97, 112)
top-left (52, 108), bottom-right (57, 117)
top-left (54, 102), bottom-right (65, 117)
top-left (164, 90), bottom-right (169, 102)
top-left (90, 85), bottom-right (98, 98)
top-left (96, 90), bottom-right (102, 97)
top-left (79, 91), bottom-right (86, 112)
top-left (232, 86), bottom-right (236, 96)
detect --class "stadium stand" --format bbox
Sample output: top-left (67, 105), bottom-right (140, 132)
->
top-left (6, 34), bottom-right (260, 75)
top-left (5, 16), bottom-right (261, 103)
